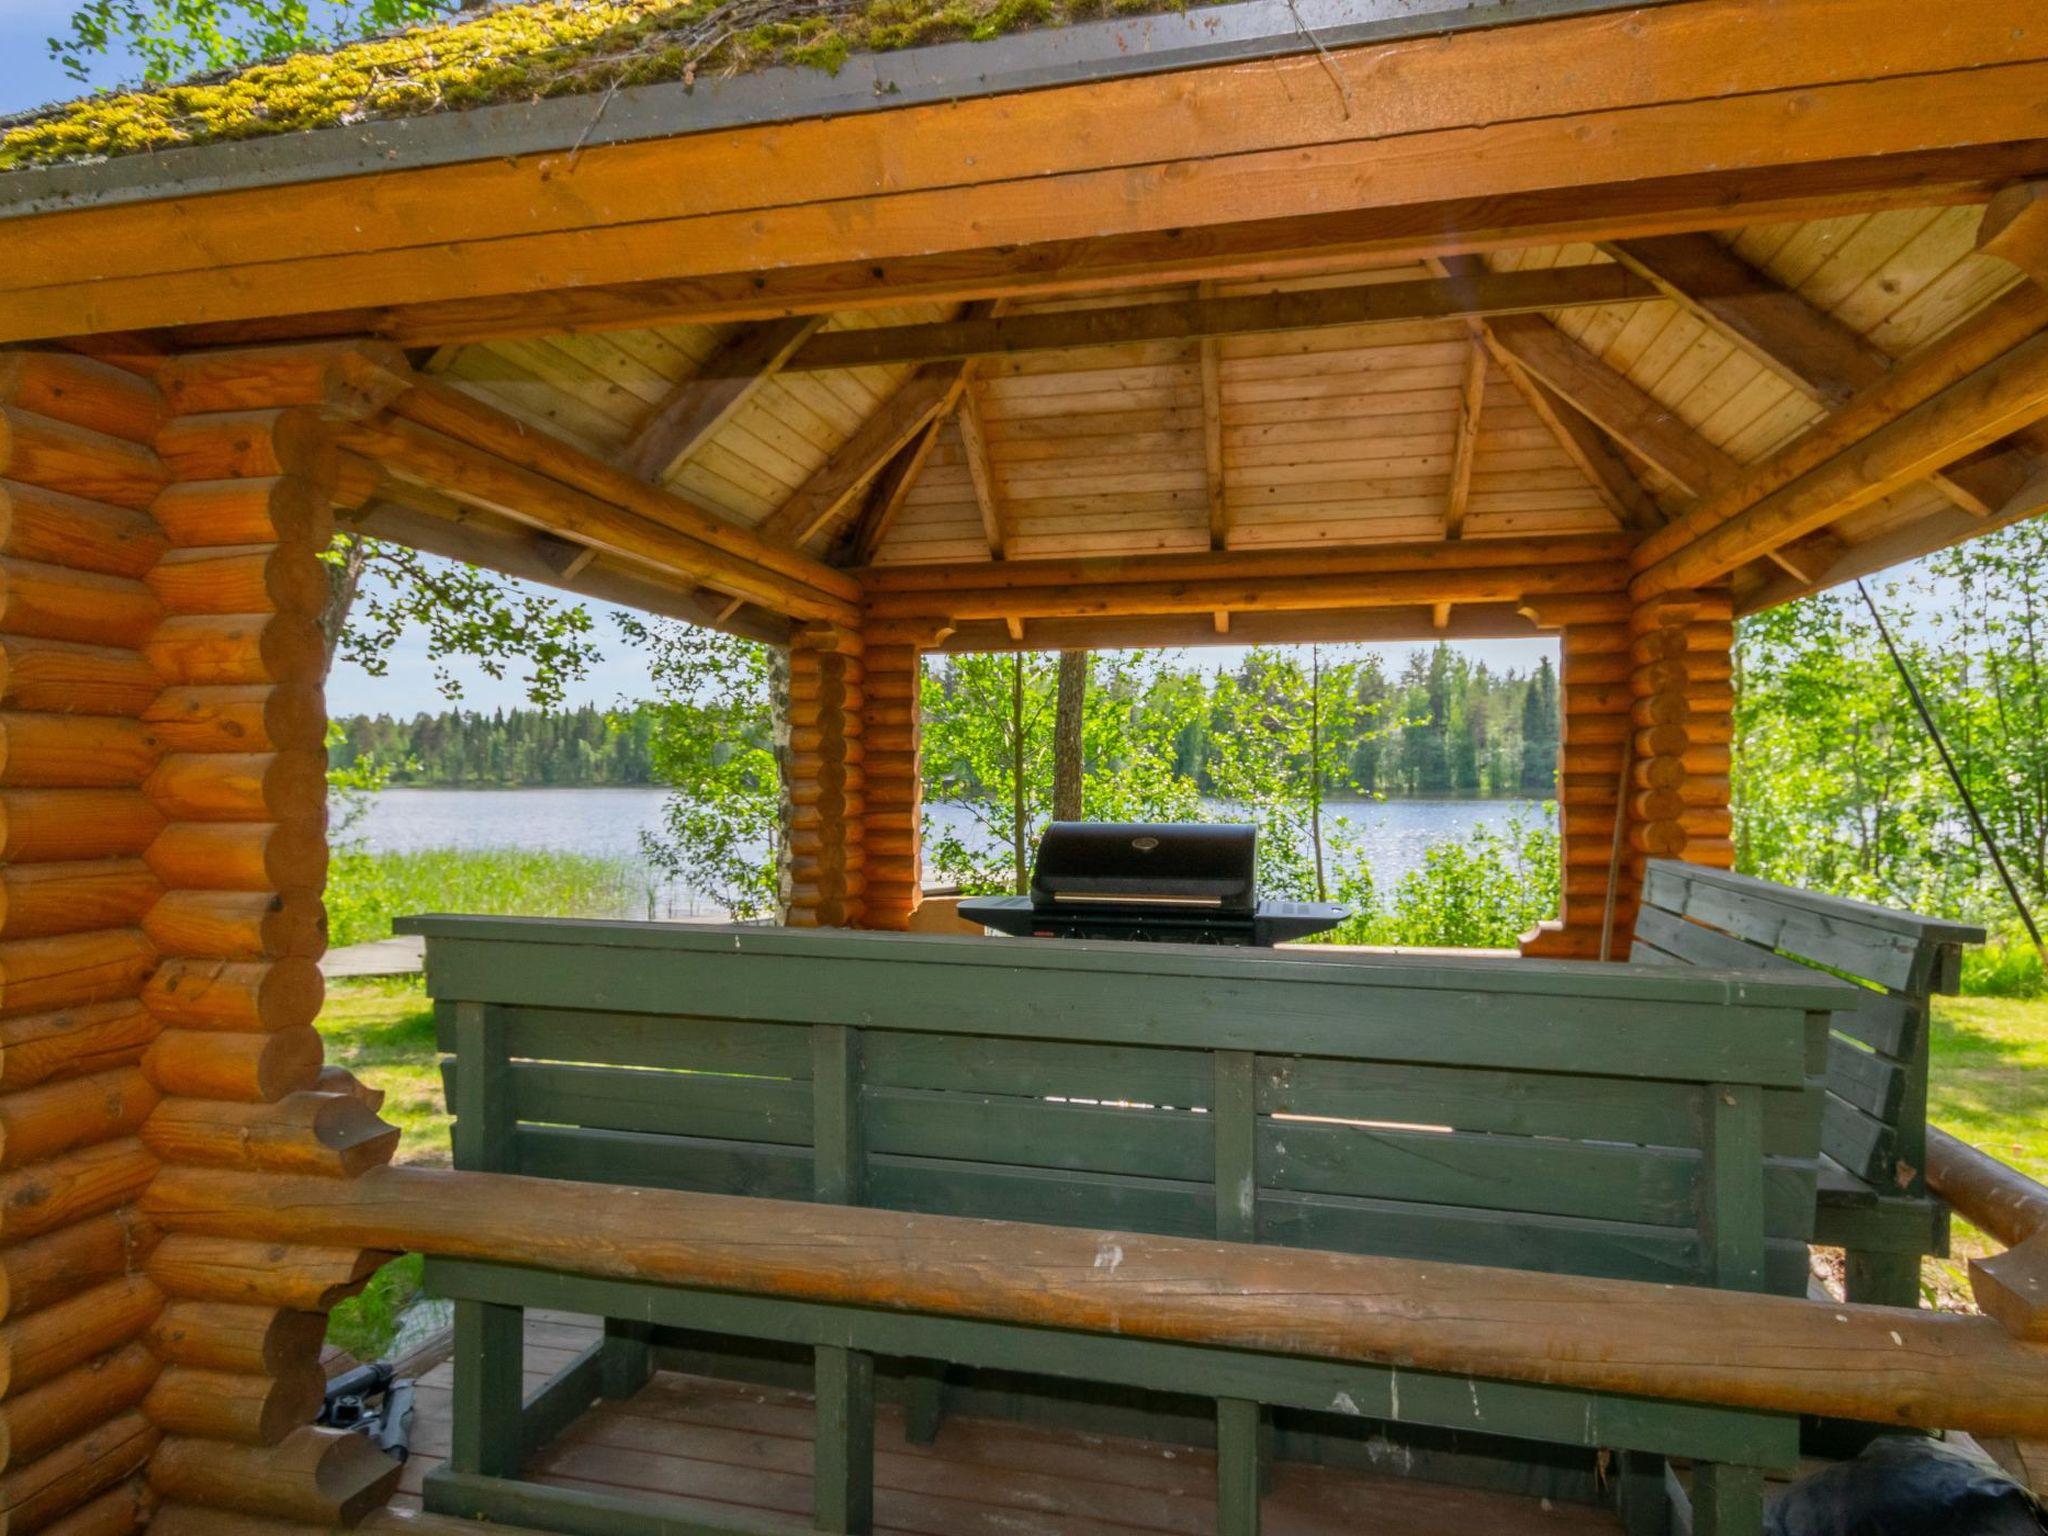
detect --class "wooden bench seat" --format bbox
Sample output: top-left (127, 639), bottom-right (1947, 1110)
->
top-left (1634, 861), bottom-right (1983, 1306)
top-left (409, 916), bottom-right (1847, 1536)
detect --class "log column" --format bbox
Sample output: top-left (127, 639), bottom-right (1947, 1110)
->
top-left (1522, 597), bottom-right (1631, 959)
top-left (0, 350), bottom-right (172, 1536)
top-left (860, 642), bottom-right (924, 931)
top-left (133, 348), bottom-right (402, 1528)
top-left (782, 623), bottom-right (866, 928)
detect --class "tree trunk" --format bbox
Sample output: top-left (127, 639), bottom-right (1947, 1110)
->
top-left (1011, 655), bottom-right (1029, 895)
top-left (319, 534), bottom-right (369, 675)
top-left (1053, 651), bottom-right (1088, 822)
top-left (1310, 646), bottom-right (1328, 901)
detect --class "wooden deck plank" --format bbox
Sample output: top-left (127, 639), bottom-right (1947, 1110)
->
top-left (399, 1313), bottom-right (1621, 1535)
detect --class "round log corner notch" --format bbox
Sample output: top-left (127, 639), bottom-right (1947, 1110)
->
top-left (0, 340), bottom-right (407, 1536)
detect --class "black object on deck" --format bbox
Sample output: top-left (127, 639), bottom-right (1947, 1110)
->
top-left (958, 822), bottom-right (1347, 946)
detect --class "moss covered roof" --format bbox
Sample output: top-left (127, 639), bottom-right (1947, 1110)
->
top-left (2, 0), bottom-right (1186, 171)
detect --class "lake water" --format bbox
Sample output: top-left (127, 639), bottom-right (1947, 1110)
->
top-left (352, 787), bottom-right (1551, 917)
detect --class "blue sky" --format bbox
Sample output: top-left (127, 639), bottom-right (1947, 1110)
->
top-left (0, 0), bottom-right (127, 114)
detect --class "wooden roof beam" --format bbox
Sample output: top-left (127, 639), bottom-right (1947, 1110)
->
top-left (1443, 342), bottom-right (1487, 540)
top-left (619, 316), bottom-right (823, 483)
top-left (754, 365), bottom-right (966, 550)
top-left (336, 410), bottom-right (858, 624)
top-left (783, 267), bottom-right (1655, 372)
top-left (1605, 230), bottom-right (2043, 523)
top-left (839, 418), bottom-right (945, 567)
top-left (956, 385), bottom-right (1005, 560)
top-left (921, 602), bottom-right (1547, 654)
top-left (1199, 306), bottom-right (1228, 553)
top-left (343, 492), bottom-right (791, 642)
top-left (1604, 234), bottom-right (1892, 409)
top-left (1635, 298), bottom-right (2048, 599)
top-left (1482, 310), bottom-right (1739, 499)
top-left (1980, 181), bottom-right (2048, 286)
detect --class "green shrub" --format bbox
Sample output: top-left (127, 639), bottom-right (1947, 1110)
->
top-left (325, 847), bottom-right (659, 949)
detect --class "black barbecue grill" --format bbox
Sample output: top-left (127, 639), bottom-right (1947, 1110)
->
top-left (958, 822), bottom-right (1348, 946)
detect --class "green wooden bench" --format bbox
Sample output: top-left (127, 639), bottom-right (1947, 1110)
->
top-left (407, 916), bottom-right (1846, 1536)
top-left (1634, 860), bottom-right (1983, 1307)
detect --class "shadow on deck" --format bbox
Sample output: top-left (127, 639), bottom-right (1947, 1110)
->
top-left (393, 1313), bottom-right (1618, 1536)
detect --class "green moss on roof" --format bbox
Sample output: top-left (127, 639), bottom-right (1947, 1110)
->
top-left (2, 0), bottom-right (1187, 171)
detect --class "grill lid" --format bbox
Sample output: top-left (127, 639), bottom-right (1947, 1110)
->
top-left (1030, 821), bottom-right (1256, 915)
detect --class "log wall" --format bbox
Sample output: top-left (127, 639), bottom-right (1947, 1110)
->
top-left (782, 623), bottom-right (867, 928)
top-left (0, 343), bottom-right (405, 1533)
top-left (860, 642), bottom-right (923, 931)
top-left (1521, 590), bottom-right (1734, 960)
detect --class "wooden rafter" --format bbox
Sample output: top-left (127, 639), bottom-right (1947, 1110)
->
top-left (1443, 342), bottom-right (1487, 540)
top-left (1482, 311), bottom-right (1739, 498)
top-left (1635, 289), bottom-right (2048, 598)
top-left (752, 364), bottom-right (966, 549)
top-left (1980, 180), bottom-right (2048, 286)
top-left (956, 385), bottom-right (1005, 560)
top-left (618, 315), bottom-right (823, 483)
top-left (1604, 234), bottom-right (1891, 409)
top-left (344, 488), bottom-right (789, 642)
top-left (1512, 368), bottom-right (1663, 531)
top-left (783, 268), bottom-right (1654, 372)
top-left (1603, 231), bottom-right (2042, 523)
top-left (1198, 287), bottom-right (1228, 553)
top-left (840, 418), bottom-right (944, 567)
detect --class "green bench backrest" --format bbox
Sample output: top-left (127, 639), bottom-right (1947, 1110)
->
top-left (416, 917), bottom-right (1841, 1296)
top-left (1635, 861), bottom-right (1983, 1194)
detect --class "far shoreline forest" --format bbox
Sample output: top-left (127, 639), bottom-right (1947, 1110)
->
top-left (329, 648), bottom-right (1562, 802)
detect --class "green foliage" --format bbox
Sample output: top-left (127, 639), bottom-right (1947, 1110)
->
top-left (332, 536), bottom-right (603, 713)
top-left (1332, 816), bottom-right (1561, 949)
top-left (635, 622), bottom-right (783, 921)
top-left (49, 0), bottom-right (454, 86)
top-left (920, 650), bottom-right (1209, 894)
top-left (324, 1251), bottom-right (428, 1361)
top-left (1732, 519), bottom-right (2048, 980)
top-left (332, 703), bottom-right (657, 787)
top-left (325, 847), bottom-right (654, 948)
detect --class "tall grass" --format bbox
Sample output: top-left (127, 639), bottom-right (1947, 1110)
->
top-left (1961, 936), bottom-right (2046, 999)
top-left (325, 847), bottom-right (664, 949)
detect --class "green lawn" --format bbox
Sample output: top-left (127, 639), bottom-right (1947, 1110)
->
top-left (1926, 993), bottom-right (2048, 1296)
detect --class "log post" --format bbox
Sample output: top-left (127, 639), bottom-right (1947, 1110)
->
top-left (781, 623), bottom-right (866, 928)
top-left (0, 348), bottom-right (171, 1536)
top-left (128, 345), bottom-right (402, 1525)
top-left (860, 642), bottom-right (924, 931)
top-left (1520, 589), bottom-right (1731, 960)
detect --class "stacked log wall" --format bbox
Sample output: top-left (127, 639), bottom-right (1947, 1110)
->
top-left (782, 623), bottom-right (866, 927)
top-left (860, 643), bottom-right (923, 930)
top-left (1521, 590), bottom-right (1734, 960)
top-left (0, 351), bottom-right (172, 1534)
top-left (135, 349), bottom-right (403, 1525)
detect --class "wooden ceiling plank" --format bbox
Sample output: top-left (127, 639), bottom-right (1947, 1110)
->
top-left (1636, 281), bottom-right (2048, 591)
top-left (1483, 310), bottom-right (1740, 498)
top-left (1511, 368), bottom-right (1664, 531)
top-left (752, 364), bottom-right (964, 548)
top-left (1606, 230), bottom-right (2043, 523)
top-left (1442, 342), bottom-right (1488, 540)
top-left (1637, 320), bottom-right (2048, 597)
top-left (1604, 233), bottom-right (1892, 407)
top-left (618, 315), bottom-right (825, 483)
top-left (785, 267), bottom-right (1654, 372)
top-left (841, 417), bottom-right (945, 567)
top-left (1200, 329), bottom-right (1228, 552)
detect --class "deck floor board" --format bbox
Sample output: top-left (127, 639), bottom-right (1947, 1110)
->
top-left (396, 1312), bottom-right (1619, 1534)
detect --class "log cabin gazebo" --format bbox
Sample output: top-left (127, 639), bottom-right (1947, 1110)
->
top-left (3, 1), bottom-right (2048, 1533)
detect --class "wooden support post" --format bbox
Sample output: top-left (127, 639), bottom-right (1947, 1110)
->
top-left (859, 643), bottom-right (923, 932)
top-left (812, 1023), bottom-right (874, 1532)
top-left (783, 625), bottom-right (866, 929)
top-left (1213, 1050), bottom-right (1263, 1530)
top-left (450, 1300), bottom-right (524, 1481)
top-left (1691, 1081), bottom-right (1768, 1536)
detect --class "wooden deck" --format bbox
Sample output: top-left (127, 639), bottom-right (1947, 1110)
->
top-left (393, 1314), bottom-right (1621, 1535)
